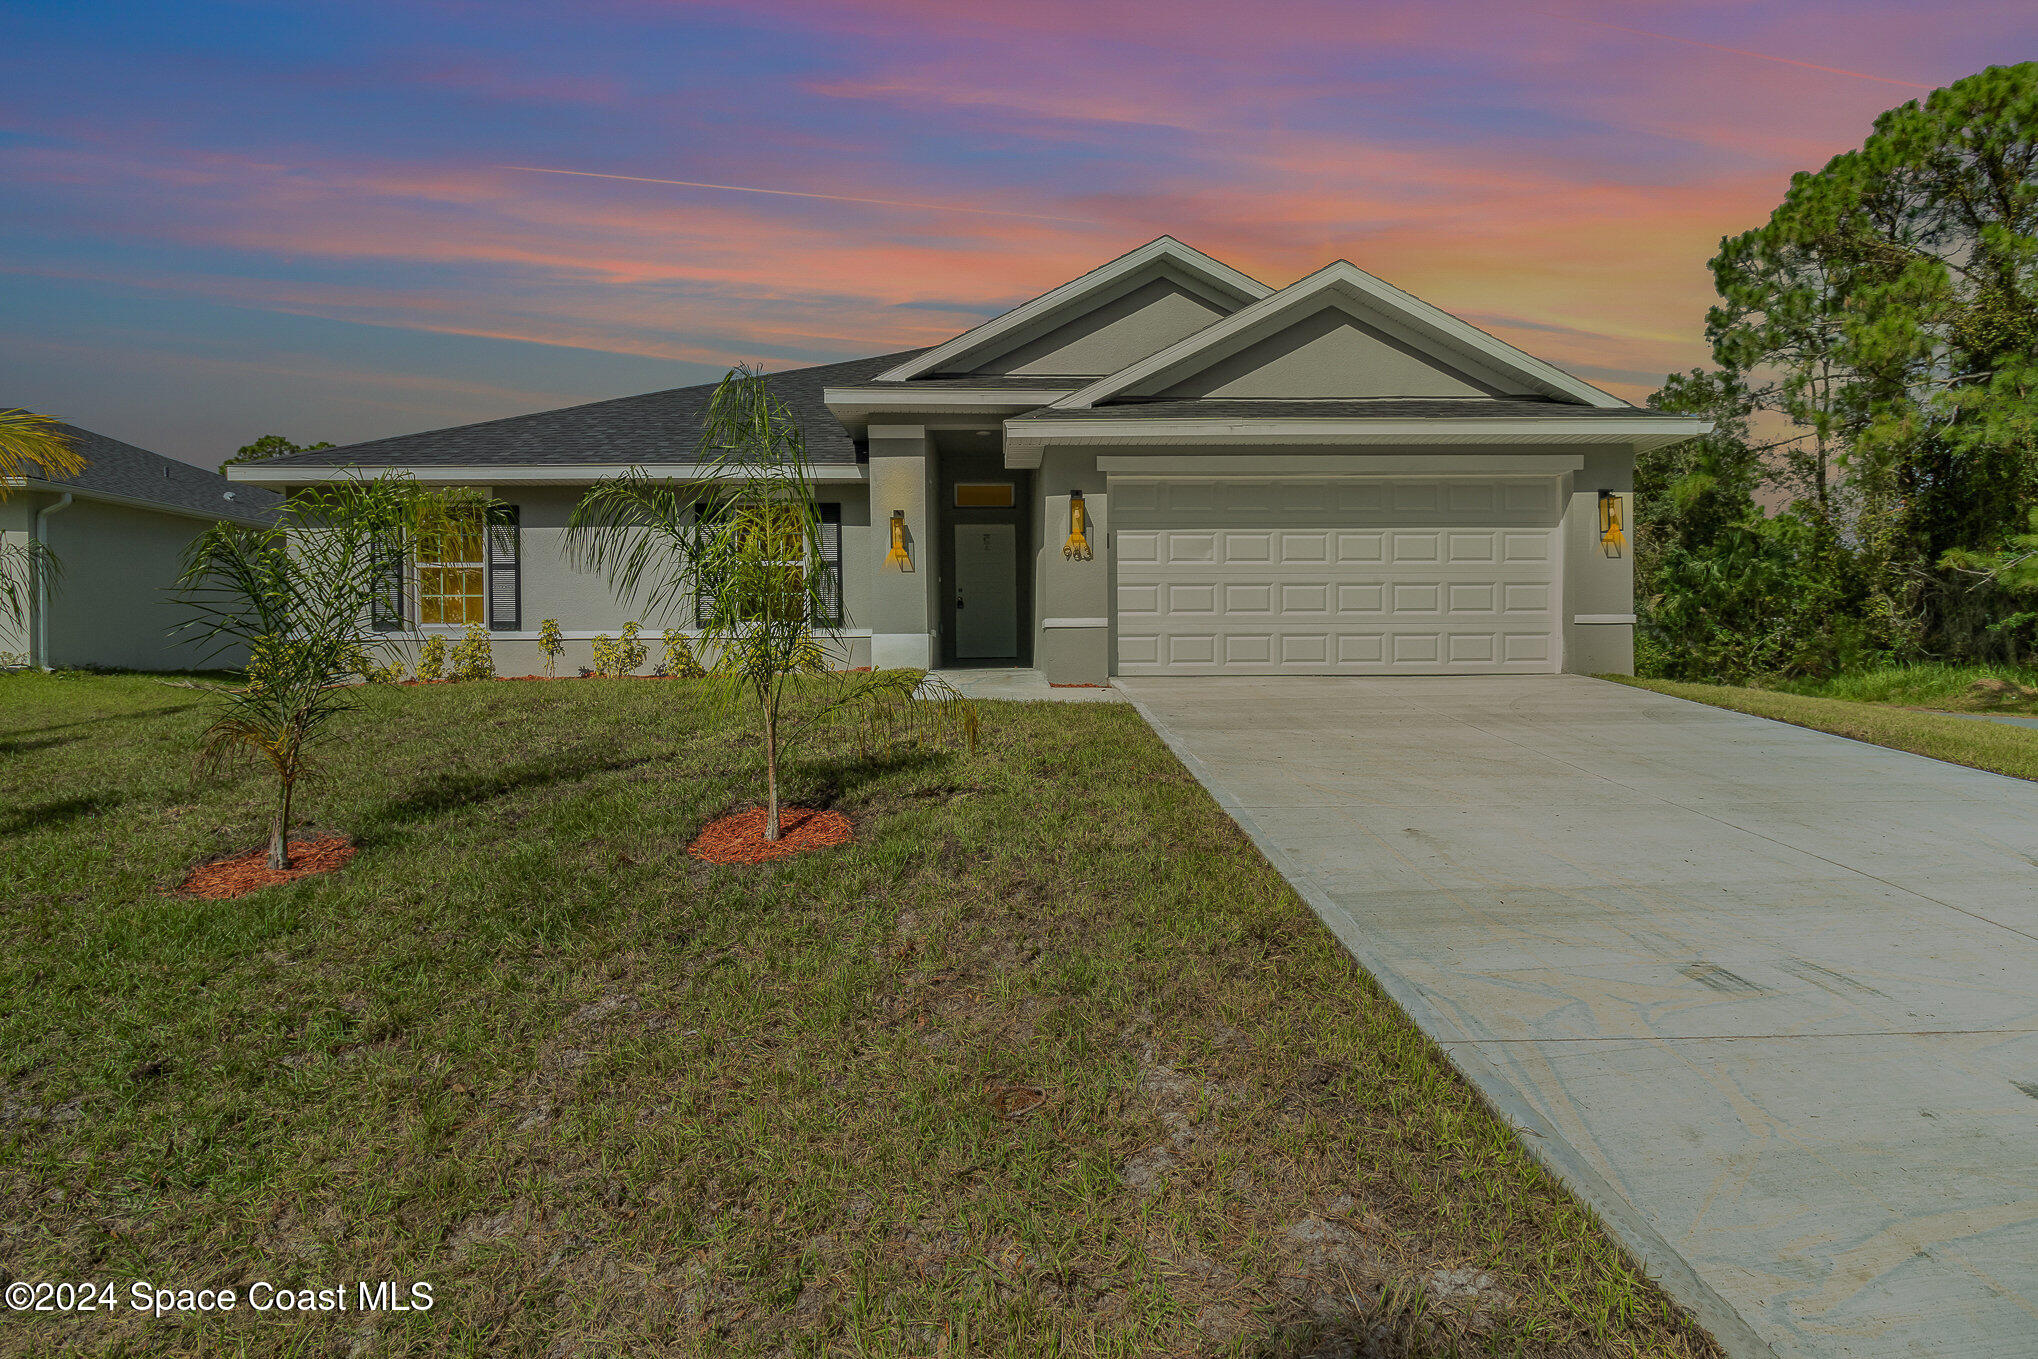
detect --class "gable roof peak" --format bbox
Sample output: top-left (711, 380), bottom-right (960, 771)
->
top-left (873, 236), bottom-right (1270, 383)
top-left (1052, 255), bottom-right (1629, 411)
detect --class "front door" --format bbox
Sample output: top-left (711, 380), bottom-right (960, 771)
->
top-left (953, 523), bottom-right (1018, 659)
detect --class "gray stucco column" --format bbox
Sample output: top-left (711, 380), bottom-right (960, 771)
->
top-left (1032, 447), bottom-right (1111, 685)
top-left (1562, 448), bottom-right (1636, 675)
top-left (867, 425), bottom-right (938, 669)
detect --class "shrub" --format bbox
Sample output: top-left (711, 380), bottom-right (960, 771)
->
top-left (619, 621), bottom-right (648, 674)
top-left (538, 618), bottom-right (565, 678)
top-left (450, 621), bottom-right (495, 681)
top-left (417, 634), bottom-right (447, 682)
top-left (340, 641), bottom-right (404, 684)
top-left (590, 633), bottom-right (617, 678)
top-left (660, 628), bottom-right (705, 678)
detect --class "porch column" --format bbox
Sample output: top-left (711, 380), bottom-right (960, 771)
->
top-left (1033, 447), bottom-right (1111, 685)
top-left (867, 424), bottom-right (938, 669)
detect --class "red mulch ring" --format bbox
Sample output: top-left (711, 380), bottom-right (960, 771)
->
top-left (176, 836), bottom-right (357, 900)
top-left (1050, 682), bottom-right (1110, 689)
top-left (687, 807), bottom-right (853, 864)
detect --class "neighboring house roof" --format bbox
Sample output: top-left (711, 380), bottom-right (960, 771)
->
top-left (245, 351), bottom-right (922, 473)
top-left (7, 419), bottom-right (282, 525)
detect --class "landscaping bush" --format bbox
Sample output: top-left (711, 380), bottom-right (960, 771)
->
top-left (538, 617), bottom-right (564, 678)
top-left (660, 628), bottom-right (705, 678)
top-left (618, 621), bottom-right (647, 674)
top-left (417, 634), bottom-right (447, 682)
top-left (450, 621), bottom-right (494, 681)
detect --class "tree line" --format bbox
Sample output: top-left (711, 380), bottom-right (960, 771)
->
top-left (1639, 62), bottom-right (2038, 680)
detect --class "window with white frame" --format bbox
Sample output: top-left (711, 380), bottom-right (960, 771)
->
top-left (416, 507), bottom-right (486, 627)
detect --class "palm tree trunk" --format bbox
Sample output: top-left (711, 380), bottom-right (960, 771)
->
top-left (763, 705), bottom-right (781, 841)
top-left (268, 775), bottom-right (294, 870)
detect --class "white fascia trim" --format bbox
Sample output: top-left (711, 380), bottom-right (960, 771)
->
top-left (224, 463), bottom-right (869, 487)
top-left (1041, 617), bottom-right (1109, 629)
top-left (872, 236), bottom-right (1271, 383)
top-left (1010, 416), bottom-right (1712, 443)
top-left (1573, 614), bottom-right (1637, 625)
top-left (2, 477), bottom-right (274, 526)
top-left (1098, 453), bottom-right (1585, 477)
top-left (824, 385), bottom-right (1077, 406)
top-left (1057, 260), bottom-right (1629, 410)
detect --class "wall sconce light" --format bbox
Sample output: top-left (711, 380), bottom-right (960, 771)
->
top-left (883, 509), bottom-right (913, 571)
top-left (1598, 491), bottom-right (1625, 558)
top-left (1063, 489), bottom-right (1093, 561)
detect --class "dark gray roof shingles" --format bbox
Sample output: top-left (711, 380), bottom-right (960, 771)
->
top-left (18, 420), bottom-right (282, 524)
top-left (252, 351), bottom-right (925, 471)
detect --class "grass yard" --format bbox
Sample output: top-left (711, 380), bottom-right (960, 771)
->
top-left (1748, 661), bottom-right (2038, 714)
top-left (1614, 671), bottom-right (2038, 783)
top-left (1, 672), bottom-right (1716, 1358)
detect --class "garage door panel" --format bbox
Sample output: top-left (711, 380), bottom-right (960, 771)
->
top-left (1113, 476), bottom-right (1559, 676)
top-left (1391, 582), bottom-right (1441, 613)
top-left (1448, 583), bottom-right (1496, 613)
top-left (1224, 583), bottom-right (1273, 612)
top-left (1224, 633), bottom-right (1274, 664)
top-left (1280, 583), bottom-right (1330, 613)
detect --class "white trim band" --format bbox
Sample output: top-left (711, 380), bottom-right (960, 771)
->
top-left (1041, 617), bottom-right (1109, 629)
top-left (385, 628), bottom-right (874, 642)
top-left (224, 463), bottom-right (869, 486)
top-left (1573, 613), bottom-right (1637, 625)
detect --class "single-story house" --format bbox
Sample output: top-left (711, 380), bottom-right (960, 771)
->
top-left (228, 236), bottom-right (1709, 683)
top-left (2, 421), bottom-right (283, 671)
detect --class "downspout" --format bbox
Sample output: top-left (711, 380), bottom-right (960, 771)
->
top-left (32, 492), bottom-right (73, 671)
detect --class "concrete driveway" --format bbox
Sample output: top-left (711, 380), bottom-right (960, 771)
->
top-left (1118, 675), bottom-right (2038, 1359)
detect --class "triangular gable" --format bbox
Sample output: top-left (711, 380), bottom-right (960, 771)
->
top-left (874, 236), bottom-right (1270, 383)
top-left (1054, 260), bottom-right (1628, 409)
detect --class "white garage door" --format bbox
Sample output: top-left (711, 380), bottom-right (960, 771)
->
top-left (1113, 477), bottom-right (1560, 675)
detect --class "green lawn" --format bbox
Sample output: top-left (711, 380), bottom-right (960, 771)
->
top-left (1, 672), bottom-right (1715, 1358)
top-left (1612, 673), bottom-right (2038, 782)
top-left (1749, 661), bottom-right (2038, 714)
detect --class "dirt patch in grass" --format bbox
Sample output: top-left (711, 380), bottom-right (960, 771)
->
top-left (686, 805), bottom-right (853, 863)
top-left (1964, 676), bottom-right (2038, 709)
top-left (173, 834), bottom-right (356, 899)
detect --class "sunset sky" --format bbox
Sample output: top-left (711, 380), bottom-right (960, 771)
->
top-left (5, 1), bottom-right (2031, 467)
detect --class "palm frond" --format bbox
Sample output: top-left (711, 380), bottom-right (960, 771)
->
top-left (563, 473), bottom-right (705, 620)
top-left (812, 669), bottom-right (980, 758)
top-left (0, 539), bottom-right (59, 630)
top-left (0, 409), bottom-right (84, 497)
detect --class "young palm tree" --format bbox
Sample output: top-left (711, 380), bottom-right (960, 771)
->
top-left (0, 409), bottom-right (86, 635)
top-left (177, 477), bottom-right (456, 869)
top-left (566, 366), bottom-right (975, 841)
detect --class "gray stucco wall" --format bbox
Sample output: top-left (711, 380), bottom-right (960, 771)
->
top-left (1156, 307), bottom-right (1498, 400)
top-left (1562, 449), bottom-right (1637, 675)
top-left (956, 269), bottom-right (1232, 378)
top-left (1031, 449), bottom-right (1112, 685)
top-left (0, 499), bottom-right (32, 661)
top-left (395, 481), bottom-right (877, 674)
top-left (865, 431), bottom-right (937, 668)
top-left (36, 496), bottom-right (232, 671)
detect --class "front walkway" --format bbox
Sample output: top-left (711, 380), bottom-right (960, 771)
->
top-left (1120, 674), bottom-right (2038, 1359)
top-left (922, 668), bottom-right (1126, 703)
